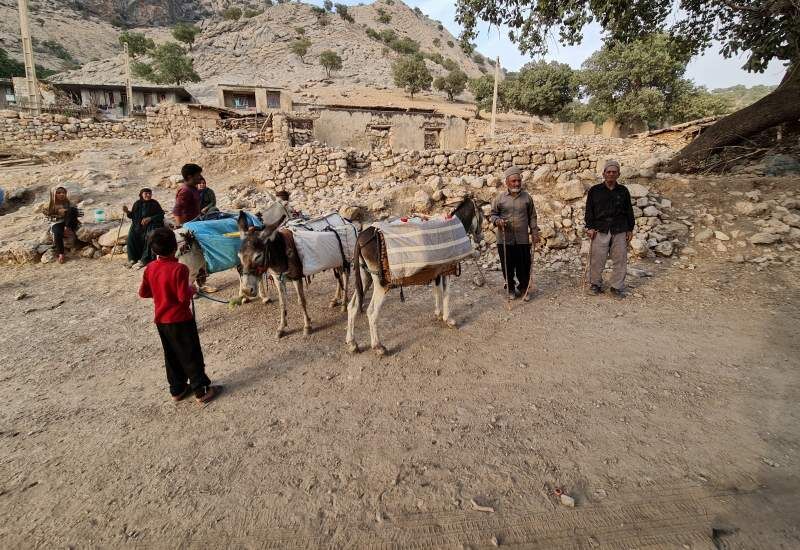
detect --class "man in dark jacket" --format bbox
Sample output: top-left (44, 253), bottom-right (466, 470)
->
top-left (584, 160), bottom-right (635, 297)
top-left (490, 166), bottom-right (540, 301)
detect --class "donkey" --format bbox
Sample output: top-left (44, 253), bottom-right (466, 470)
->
top-left (345, 196), bottom-right (484, 355)
top-left (237, 211), bottom-right (350, 338)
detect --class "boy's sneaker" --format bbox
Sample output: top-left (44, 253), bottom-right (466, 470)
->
top-left (125, 260), bottom-right (136, 268)
top-left (133, 261), bottom-right (145, 270)
top-left (196, 385), bottom-right (223, 404)
top-left (610, 287), bottom-right (626, 299)
top-left (589, 284), bottom-right (602, 295)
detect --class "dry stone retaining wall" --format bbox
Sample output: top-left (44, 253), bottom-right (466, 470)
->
top-left (0, 110), bottom-right (148, 145)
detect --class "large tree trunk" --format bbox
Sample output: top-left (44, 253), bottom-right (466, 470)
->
top-left (666, 63), bottom-right (800, 173)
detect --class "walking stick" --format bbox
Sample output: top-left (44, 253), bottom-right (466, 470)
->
top-left (521, 241), bottom-right (536, 301)
top-left (109, 215), bottom-right (125, 261)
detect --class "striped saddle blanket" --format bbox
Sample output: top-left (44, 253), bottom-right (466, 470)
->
top-left (376, 216), bottom-right (473, 285)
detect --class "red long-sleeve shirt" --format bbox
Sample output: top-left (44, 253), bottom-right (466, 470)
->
top-left (172, 184), bottom-right (201, 220)
top-left (138, 256), bottom-right (195, 324)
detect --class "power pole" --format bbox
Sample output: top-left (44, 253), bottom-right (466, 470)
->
top-left (17, 0), bottom-right (40, 114)
top-left (123, 43), bottom-right (134, 116)
top-left (490, 56), bottom-right (500, 138)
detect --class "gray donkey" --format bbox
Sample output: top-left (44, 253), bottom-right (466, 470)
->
top-left (345, 196), bottom-right (484, 355)
top-left (237, 211), bottom-right (349, 339)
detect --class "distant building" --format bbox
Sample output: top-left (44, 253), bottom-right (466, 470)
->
top-left (49, 83), bottom-right (193, 118)
top-left (217, 84), bottom-right (292, 114)
top-left (294, 104), bottom-right (468, 151)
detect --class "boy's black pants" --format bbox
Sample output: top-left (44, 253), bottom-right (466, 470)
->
top-left (156, 320), bottom-right (210, 397)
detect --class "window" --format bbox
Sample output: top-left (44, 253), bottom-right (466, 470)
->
top-left (424, 129), bottom-right (441, 150)
top-left (266, 91), bottom-right (281, 109)
top-left (231, 93), bottom-right (256, 110)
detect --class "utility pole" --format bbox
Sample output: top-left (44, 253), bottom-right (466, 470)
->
top-left (17, 0), bottom-right (40, 114)
top-left (490, 56), bottom-right (500, 138)
top-left (123, 43), bottom-right (134, 116)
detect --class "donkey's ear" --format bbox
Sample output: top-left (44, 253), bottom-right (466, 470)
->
top-left (238, 210), bottom-right (249, 238)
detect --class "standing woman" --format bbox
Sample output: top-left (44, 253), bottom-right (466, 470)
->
top-left (46, 186), bottom-right (81, 264)
top-left (123, 188), bottom-right (165, 269)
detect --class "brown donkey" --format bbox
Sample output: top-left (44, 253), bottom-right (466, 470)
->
top-left (237, 211), bottom-right (349, 338)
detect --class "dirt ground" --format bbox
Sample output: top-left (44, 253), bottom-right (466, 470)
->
top-left (1, 242), bottom-right (799, 547)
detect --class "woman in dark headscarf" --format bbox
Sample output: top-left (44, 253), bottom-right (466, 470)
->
top-left (123, 188), bottom-right (165, 269)
top-left (46, 186), bottom-right (81, 264)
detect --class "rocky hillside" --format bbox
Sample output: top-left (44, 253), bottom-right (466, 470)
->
top-left (6, 1), bottom-right (486, 103)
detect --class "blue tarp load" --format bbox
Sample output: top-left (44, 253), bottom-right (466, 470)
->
top-left (183, 212), bottom-right (262, 274)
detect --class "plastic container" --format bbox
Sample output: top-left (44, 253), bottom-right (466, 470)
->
top-left (93, 209), bottom-right (106, 223)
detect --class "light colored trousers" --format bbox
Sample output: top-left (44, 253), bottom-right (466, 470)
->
top-left (588, 231), bottom-right (628, 290)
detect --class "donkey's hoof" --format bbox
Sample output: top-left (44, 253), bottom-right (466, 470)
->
top-left (347, 342), bottom-right (360, 354)
top-left (303, 326), bottom-right (312, 336)
top-left (275, 330), bottom-right (285, 340)
top-left (372, 344), bottom-right (388, 356)
top-left (445, 318), bottom-right (458, 329)
top-left (329, 300), bottom-right (340, 309)
top-left (261, 297), bottom-right (272, 304)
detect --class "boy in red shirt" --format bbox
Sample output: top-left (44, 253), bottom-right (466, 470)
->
top-left (139, 228), bottom-right (221, 404)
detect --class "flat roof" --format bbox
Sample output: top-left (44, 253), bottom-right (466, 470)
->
top-left (308, 103), bottom-right (440, 115)
top-left (51, 82), bottom-right (192, 97)
top-left (218, 84), bottom-right (285, 91)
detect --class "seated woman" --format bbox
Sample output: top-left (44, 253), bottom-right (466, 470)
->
top-left (123, 188), bottom-right (165, 269)
top-left (198, 177), bottom-right (218, 217)
top-left (45, 186), bottom-right (81, 264)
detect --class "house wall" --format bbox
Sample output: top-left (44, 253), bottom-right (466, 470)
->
top-left (310, 109), bottom-right (466, 151)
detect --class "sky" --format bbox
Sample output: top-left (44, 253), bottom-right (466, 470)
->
top-left (309, 0), bottom-right (784, 89)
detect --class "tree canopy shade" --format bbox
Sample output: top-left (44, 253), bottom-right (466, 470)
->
top-left (392, 55), bottom-right (433, 98)
top-left (319, 50), bottom-right (342, 77)
top-left (456, 0), bottom-right (800, 171)
top-left (131, 42), bottom-right (200, 85)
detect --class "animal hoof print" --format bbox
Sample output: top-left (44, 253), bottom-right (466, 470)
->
top-left (373, 345), bottom-right (388, 356)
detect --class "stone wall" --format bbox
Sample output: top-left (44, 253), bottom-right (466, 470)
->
top-left (145, 104), bottom-right (274, 148)
top-left (0, 110), bottom-right (148, 145)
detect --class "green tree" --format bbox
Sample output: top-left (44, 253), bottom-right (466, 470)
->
top-left (172, 23), bottom-right (200, 51)
top-left (290, 38), bottom-right (312, 63)
top-left (221, 7), bottom-right (242, 20)
top-left (670, 85), bottom-right (733, 123)
top-left (392, 55), bottom-right (432, 98)
top-left (0, 47), bottom-right (25, 78)
top-left (376, 8), bottom-right (392, 24)
top-left (335, 4), bottom-right (355, 23)
top-left (118, 31), bottom-right (154, 57)
top-left (579, 34), bottom-right (690, 127)
top-left (319, 50), bottom-right (343, 77)
top-left (433, 68), bottom-right (468, 101)
top-left (131, 42), bottom-right (200, 85)
top-left (503, 60), bottom-right (577, 117)
top-left (456, 0), bottom-right (800, 172)
top-left (469, 74), bottom-right (510, 113)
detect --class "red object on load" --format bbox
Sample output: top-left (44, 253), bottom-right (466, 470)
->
top-left (401, 217), bottom-right (408, 222)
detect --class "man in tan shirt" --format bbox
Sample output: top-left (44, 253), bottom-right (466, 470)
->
top-left (490, 166), bottom-right (540, 301)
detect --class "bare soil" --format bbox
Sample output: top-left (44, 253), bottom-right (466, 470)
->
top-left (1, 249), bottom-right (799, 548)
